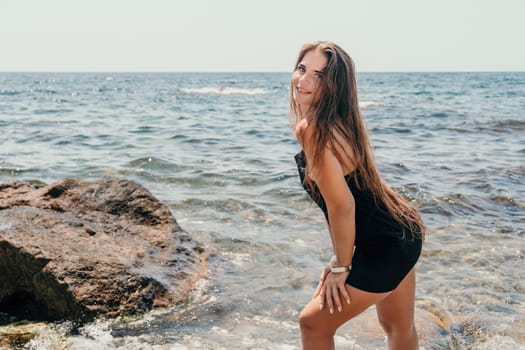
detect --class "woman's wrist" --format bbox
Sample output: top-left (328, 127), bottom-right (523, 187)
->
top-left (330, 265), bottom-right (351, 273)
top-left (328, 255), bottom-right (351, 273)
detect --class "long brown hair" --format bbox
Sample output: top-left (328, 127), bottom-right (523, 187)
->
top-left (290, 41), bottom-right (425, 238)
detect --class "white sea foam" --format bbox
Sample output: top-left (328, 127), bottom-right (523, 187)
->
top-left (0, 222), bottom-right (12, 231)
top-left (33, 319), bottom-right (174, 350)
top-left (333, 335), bottom-right (360, 349)
top-left (471, 335), bottom-right (525, 350)
top-left (359, 100), bottom-right (383, 109)
top-left (24, 322), bottom-right (72, 350)
top-left (180, 87), bottom-right (270, 95)
top-left (251, 315), bottom-right (296, 331)
top-left (222, 251), bottom-right (251, 266)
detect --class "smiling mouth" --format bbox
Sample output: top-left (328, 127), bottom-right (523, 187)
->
top-left (296, 86), bottom-right (311, 94)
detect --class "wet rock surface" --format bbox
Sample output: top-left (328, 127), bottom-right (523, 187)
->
top-left (0, 177), bottom-right (209, 323)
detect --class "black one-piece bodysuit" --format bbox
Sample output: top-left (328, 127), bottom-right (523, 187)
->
top-left (295, 150), bottom-right (422, 293)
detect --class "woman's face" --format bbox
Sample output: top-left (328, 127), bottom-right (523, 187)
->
top-left (292, 48), bottom-right (327, 111)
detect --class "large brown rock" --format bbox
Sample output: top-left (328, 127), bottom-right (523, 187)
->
top-left (0, 178), bottom-right (209, 323)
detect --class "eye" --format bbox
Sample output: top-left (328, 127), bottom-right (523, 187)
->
top-left (297, 65), bottom-right (305, 73)
top-left (313, 73), bottom-right (323, 81)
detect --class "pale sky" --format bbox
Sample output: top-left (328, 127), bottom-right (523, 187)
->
top-left (1, 0), bottom-right (524, 72)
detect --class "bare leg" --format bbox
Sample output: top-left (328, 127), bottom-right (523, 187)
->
top-left (299, 285), bottom-right (389, 350)
top-left (376, 268), bottom-right (419, 350)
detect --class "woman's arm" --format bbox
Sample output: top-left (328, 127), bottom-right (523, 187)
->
top-left (312, 147), bottom-right (356, 313)
top-left (297, 118), bottom-right (356, 266)
top-left (313, 146), bottom-right (356, 269)
top-left (297, 121), bottom-right (355, 313)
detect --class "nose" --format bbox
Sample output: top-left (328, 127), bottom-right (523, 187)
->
top-left (298, 73), bottom-right (313, 86)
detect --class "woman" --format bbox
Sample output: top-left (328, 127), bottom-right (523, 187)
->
top-left (291, 41), bottom-right (425, 350)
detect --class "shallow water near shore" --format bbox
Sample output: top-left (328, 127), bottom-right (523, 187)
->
top-left (1, 72), bottom-right (524, 349)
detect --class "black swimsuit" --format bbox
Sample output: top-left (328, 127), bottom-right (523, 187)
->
top-left (295, 150), bottom-right (422, 293)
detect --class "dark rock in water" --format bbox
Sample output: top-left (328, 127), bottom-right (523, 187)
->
top-left (0, 178), bottom-right (210, 323)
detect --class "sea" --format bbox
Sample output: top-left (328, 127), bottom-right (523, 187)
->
top-left (0, 72), bottom-right (524, 349)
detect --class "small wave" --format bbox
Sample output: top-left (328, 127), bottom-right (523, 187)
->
top-left (129, 125), bottom-right (157, 134)
top-left (490, 195), bottom-right (524, 209)
top-left (178, 197), bottom-right (256, 212)
top-left (179, 87), bottom-right (270, 95)
top-left (126, 157), bottom-right (183, 172)
top-left (0, 167), bottom-right (24, 175)
top-left (359, 101), bottom-right (383, 109)
top-left (430, 112), bottom-right (449, 118)
top-left (0, 89), bottom-right (23, 96)
top-left (492, 119), bottom-right (525, 131)
top-left (32, 108), bottom-right (74, 115)
top-left (470, 335), bottom-right (525, 350)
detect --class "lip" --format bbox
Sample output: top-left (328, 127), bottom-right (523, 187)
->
top-left (296, 86), bottom-right (311, 94)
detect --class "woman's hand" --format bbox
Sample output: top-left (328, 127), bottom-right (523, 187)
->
top-left (319, 271), bottom-right (351, 314)
top-left (312, 266), bottom-right (331, 300)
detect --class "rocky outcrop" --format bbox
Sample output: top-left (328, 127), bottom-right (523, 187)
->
top-left (0, 178), bottom-right (210, 323)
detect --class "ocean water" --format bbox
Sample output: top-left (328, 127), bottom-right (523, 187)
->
top-left (0, 72), bottom-right (524, 349)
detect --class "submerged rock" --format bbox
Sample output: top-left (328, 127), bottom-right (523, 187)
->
top-left (0, 178), bottom-right (210, 323)
top-left (0, 321), bottom-right (49, 349)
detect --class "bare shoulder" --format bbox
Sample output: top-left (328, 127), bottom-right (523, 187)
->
top-left (315, 146), bottom-right (355, 209)
top-left (295, 120), bottom-right (356, 176)
top-left (330, 127), bottom-right (357, 174)
top-left (295, 118), bottom-right (319, 164)
top-left (295, 118), bottom-right (311, 148)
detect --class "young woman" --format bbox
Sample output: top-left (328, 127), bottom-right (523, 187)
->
top-left (291, 41), bottom-right (425, 350)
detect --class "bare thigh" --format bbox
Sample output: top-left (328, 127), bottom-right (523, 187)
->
top-left (299, 284), bottom-right (390, 336)
top-left (375, 268), bottom-right (417, 334)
